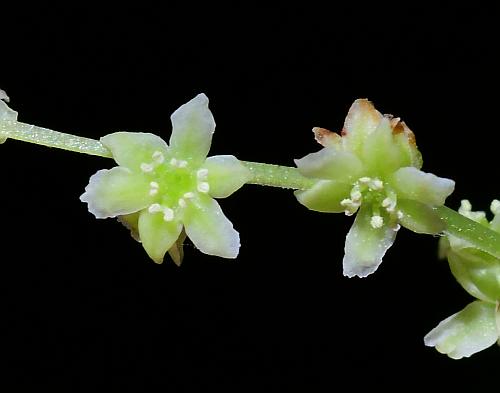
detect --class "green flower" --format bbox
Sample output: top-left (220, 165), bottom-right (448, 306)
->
top-left (0, 89), bottom-right (17, 144)
top-left (426, 200), bottom-right (500, 359)
top-left (424, 300), bottom-right (499, 360)
top-left (294, 99), bottom-right (455, 277)
top-left (80, 94), bottom-right (251, 264)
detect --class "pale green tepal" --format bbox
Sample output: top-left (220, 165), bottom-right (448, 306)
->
top-left (425, 200), bottom-right (500, 359)
top-left (0, 90), bottom-right (18, 143)
top-left (294, 99), bottom-right (455, 277)
top-left (80, 94), bottom-right (251, 265)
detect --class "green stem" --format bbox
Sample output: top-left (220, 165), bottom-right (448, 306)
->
top-left (0, 120), bottom-right (112, 158)
top-left (437, 206), bottom-right (500, 259)
top-left (2, 120), bottom-right (499, 258)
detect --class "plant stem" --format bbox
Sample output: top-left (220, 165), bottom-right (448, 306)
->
top-left (2, 120), bottom-right (499, 258)
top-left (0, 120), bottom-right (113, 158)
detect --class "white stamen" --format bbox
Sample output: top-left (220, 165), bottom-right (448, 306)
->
top-left (370, 215), bottom-right (384, 229)
top-left (140, 163), bottom-right (154, 173)
top-left (197, 168), bottom-right (209, 179)
top-left (178, 160), bottom-right (188, 168)
top-left (148, 203), bottom-right (163, 213)
top-left (341, 198), bottom-right (353, 207)
top-left (152, 151), bottom-right (165, 164)
top-left (491, 200), bottom-right (500, 215)
top-left (163, 207), bottom-right (174, 222)
top-left (149, 189), bottom-right (158, 196)
top-left (369, 179), bottom-right (384, 190)
top-left (170, 158), bottom-right (178, 167)
top-left (150, 181), bottom-right (159, 189)
top-left (197, 182), bottom-right (210, 193)
top-left (382, 197), bottom-right (396, 212)
top-left (350, 190), bottom-right (362, 202)
top-left (358, 177), bottom-right (371, 184)
top-left (183, 192), bottom-right (195, 199)
top-left (459, 200), bottom-right (472, 213)
top-left (178, 198), bottom-right (187, 208)
top-left (396, 210), bottom-right (404, 220)
top-left (392, 224), bottom-right (401, 232)
top-left (344, 210), bottom-right (355, 216)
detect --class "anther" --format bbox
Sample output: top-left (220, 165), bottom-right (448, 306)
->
top-left (370, 215), bottom-right (384, 229)
top-left (491, 199), bottom-right (500, 215)
top-left (178, 198), bottom-right (187, 208)
top-left (178, 160), bottom-right (188, 168)
top-left (140, 163), bottom-right (154, 173)
top-left (170, 158), bottom-right (178, 167)
top-left (150, 181), bottom-right (159, 189)
top-left (152, 151), bottom-right (165, 164)
top-left (358, 177), bottom-right (371, 184)
top-left (197, 182), bottom-right (210, 193)
top-left (148, 203), bottom-right (163, 213)
top-left (382, 197), bottom-right (396, 212)
top-left (396, 210), bottom-right (404, 220)
top-left (149, 189), bottom-right (158, 196)
top-left (392, 224), bottom-right (401, 232)
top-left (163, 207), bottom-right (175, 222)
top-left (350, 189), bottom-right (362, 202)
top-left (197, 168), bottom-right (209, 180)
top-left (183, 192), bottom-right (195, 199)
top-left (369, 179), bottom-right (384, 190)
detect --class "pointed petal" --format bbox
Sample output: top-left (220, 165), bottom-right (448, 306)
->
top-left (361, 117), bottom-right (413, 175)
top-left (294, 180), bottom-right (352, 213)
top-left (343, 204), bottom-right (397, 278)
top-left (101, 132), bottom-right (169, 171)
top-left (294, 148), bottom-right (363, 182)
top-left (168, 230), bottom-right (187, 266)
top-left (342, 99), bottom-right (382, 154)
top-left (204, 155), bottom-right (252, 198)
top-left (138, 210), bottom-right (183, 264)
top-left (81, 167), bottom-right (154, 218)
top-left (183, 195), bottom-right (240, 258)
top-left (397, 199), bottom-right (446, 234)
top-left (117, 212), bottom-right (141, 241)
top-left (389, 167), bottom-right (455, 206)
top-left (424, 301), bottom-right (498, 359)
top-left (169, 93), bottom-right (215, 164)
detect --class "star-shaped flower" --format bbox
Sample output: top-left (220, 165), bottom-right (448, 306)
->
top-left (294, 99), bottom-right (455, 277)
top-left (80, 93), bottom-right (251, 264)
top-left (425, 200), bottom-right (500, 359)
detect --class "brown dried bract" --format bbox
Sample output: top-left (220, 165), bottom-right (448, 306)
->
top-left (313, 127), bottom-right (341, 148)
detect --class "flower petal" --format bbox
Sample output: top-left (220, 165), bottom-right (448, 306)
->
top-left (101, 132), bottom-right (169, 172)
top-left (204, 155), bottom-right (252, 198)
top-left (0, 91), bottom-right (17, 144)
top-left (342, 99), bottom-right (382, 154)
top-left (448, 248), bottom-right (500, 303)
top-left (424, 300), bottom-right (499, 359)
top-left (343, 204), bottom-right (397, 278)
top-left (168, 230), bottom-right (187, 267)
top-left (117, 212), bottom-right (141, 241)
top-left (294, 180), bottom-right (352, 213)
top-left (169, 93), bottom-right (215, 164)
top-left (294, 148), bottom-right (363, 182)
top-left (397, 199), bottom-right (446, 234)
top-left (389, 167), bottom-right (455, 206)
top-left (361, 117), bottom-right (413, 175)
top-left (80, 167), bottom-right (154, 218)
top-left (183, 195), bottom-right (240, 258)
top-left (138, 210), bottom-right (183, 264)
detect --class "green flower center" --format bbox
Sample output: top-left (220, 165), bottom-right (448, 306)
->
top-left (138, 150), bottom-right (210, 222)
top-left (341, 176), bottom-right (402, 230)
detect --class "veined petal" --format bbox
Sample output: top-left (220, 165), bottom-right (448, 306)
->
top-left (342, 99), bottom-right (382, 154)
top-left (183, 195), bottom-right (240, 258)
top-left (389, 167), bottom-right (455, 206)
top-left (169, 93), bottom-right (215, 164)
top-left (424, 300), bottom-right (499, 359)
top-left (204, 155), bottom-right (252, 198)
top-left (80, 167), bottom-right (154, 218)
top-left (361, 117), bottom-right (412, 175)
top-left (343, 204), bottom-right (397, 278)
top-left (294, 180), bottom-right (352, 213)
top-left (138, 210), bottom-right (183, 264)
top-left (101, 132), bottom-right (169, 172)
top-left (294, 148), bottom-right (363, 182)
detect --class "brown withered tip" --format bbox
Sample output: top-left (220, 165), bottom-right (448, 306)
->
top-left (391, 119), bottom-right (417, 146)
top-left (313, 127), bottom-right (341, 147)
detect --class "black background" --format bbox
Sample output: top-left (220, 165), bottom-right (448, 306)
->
top-left (1, 3), bottom-right (498, 391)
